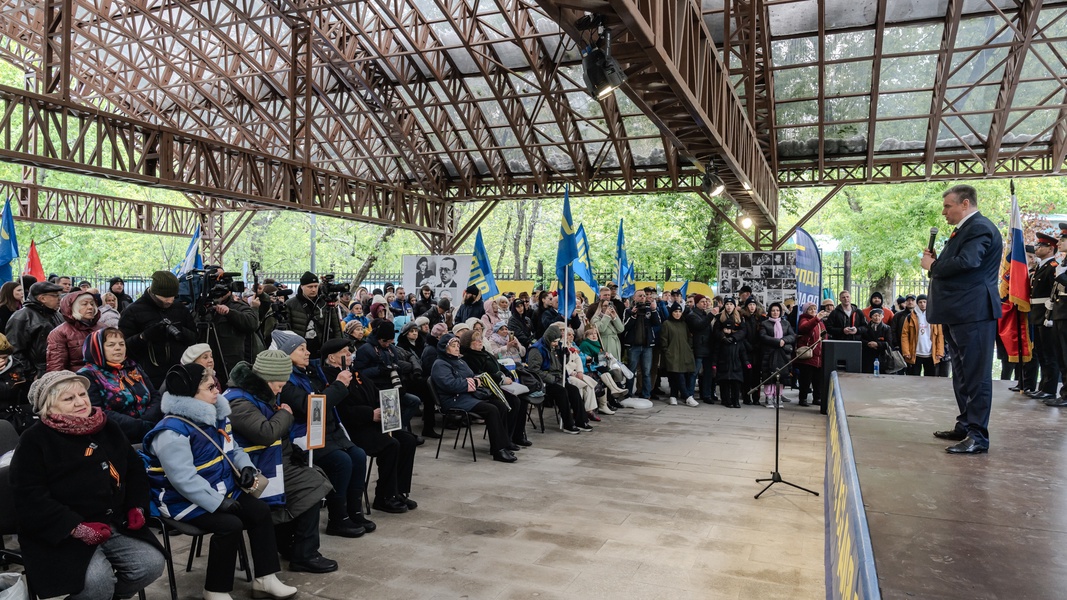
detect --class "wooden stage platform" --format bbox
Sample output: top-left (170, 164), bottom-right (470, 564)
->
top-left (837, 372), bottom-right (1067, 600)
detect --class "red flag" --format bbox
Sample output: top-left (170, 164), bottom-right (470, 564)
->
top-left (22, 240), bottom-right (44, 282)
top-left (997, 186), bottom-right (1031, 363)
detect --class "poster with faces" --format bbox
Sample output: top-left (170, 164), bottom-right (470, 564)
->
top-left (719, 251), bottom-right (798, 308)
top-left (402, 254), bottom-right (473, 306)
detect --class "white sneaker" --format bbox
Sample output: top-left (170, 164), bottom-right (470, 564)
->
top-left (668, 396), bottom-right (678, 405)
top-left (251, 574), bottom-right (298, 600)
top-left (684, 396), bottom-right (698, 407)
top-left (204, 592), bottom-right (234, 600)
top-left (765, 398), bottom-right (776, 408)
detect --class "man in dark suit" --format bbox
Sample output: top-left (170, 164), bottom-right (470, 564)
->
top-left (921, 184), bottom-right (1002, 454)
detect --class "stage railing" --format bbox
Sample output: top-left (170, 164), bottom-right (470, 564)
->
top-left (825, 371), bottom-right (881, 600)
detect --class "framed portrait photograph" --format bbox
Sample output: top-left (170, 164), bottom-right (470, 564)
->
top-left (379, 388), bottom-right (403, 434)
top-left (306, 394), bottom-right (326, 450)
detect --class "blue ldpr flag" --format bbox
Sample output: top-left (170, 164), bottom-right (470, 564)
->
top-left (555, 187), bottom-right (579, 318)
top-left (614, 218), bottom-right (628, 287)
top-left (574, 224), bottom-right (599, 294)
top-left (680, 281), bottom-right (689, 298)
top-left (0, 198), bottom-right (19, 283)
top-left (621, 260), bottom-right (635, 299)
top-left (468, 228), bottom-right (499, 299)
top-left (173, 224), bottom-right (203, 276)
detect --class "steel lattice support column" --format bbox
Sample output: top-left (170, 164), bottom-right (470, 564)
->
top-left (43, 0), bottom-right (71, 100)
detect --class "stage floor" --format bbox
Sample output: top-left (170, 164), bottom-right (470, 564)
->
top-left (838, 373), bottom-right (1067, 600)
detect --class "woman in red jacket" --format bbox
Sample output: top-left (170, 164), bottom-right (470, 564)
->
top-left (796, 302), bottom-right (829, 407)
top-left (46, 290), bottom-right (101, 372)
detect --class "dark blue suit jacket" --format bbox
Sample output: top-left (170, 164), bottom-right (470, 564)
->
top-left (927, 212), bottom-right (1003, 325)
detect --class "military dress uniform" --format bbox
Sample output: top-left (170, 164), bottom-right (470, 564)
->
top-left (1046, 227), bottom-right (1067, 406)
top-left (1029, 235), bottom-right (1059, 399)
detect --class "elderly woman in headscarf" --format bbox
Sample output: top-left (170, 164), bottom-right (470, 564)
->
top-left (11, 370), bottom-right (165, 600)
top-left (485, 320), bottom-right (525, 361)
top-left (47, 289), bottom-right (102, 372)
top-left (481, 296), bottom-right (511, 332)
top-left (78, 327), bottom-right (161, 441)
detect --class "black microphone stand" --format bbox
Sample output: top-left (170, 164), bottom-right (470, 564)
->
top-left (750, 336), bottom-right (824, 500)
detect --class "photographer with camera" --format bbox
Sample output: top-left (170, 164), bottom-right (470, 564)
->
top-left (286, 272), bottom-right (343, 359)
top-left (118, 271), bottom-right (198, 388)
top-left (623, 288), bottom-right (661, 399)
top-left (351, 319), bottom-right (424, 443)
top-left (199, 280), bottom-right (263, 384)
top-left (259, 284), bottom-right (292, 338)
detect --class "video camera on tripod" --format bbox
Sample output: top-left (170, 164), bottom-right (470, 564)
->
top-left (178, 265), bottom-right (244, 318)
top-left (319, 274), bottom-right (349, 305)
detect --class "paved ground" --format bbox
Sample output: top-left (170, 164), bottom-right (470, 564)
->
top-left (146, 392), bottom-right (827, 599)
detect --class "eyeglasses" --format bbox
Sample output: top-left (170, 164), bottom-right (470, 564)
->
top-left (206, 383), bottom-right (218, 392)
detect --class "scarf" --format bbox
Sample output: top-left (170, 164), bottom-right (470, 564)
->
top-left (81, 360), bottom-right (151, 417)
top-left (43, 406), bottom-right (106, 435)
top-left (769, 316), bottom-right (783, 339)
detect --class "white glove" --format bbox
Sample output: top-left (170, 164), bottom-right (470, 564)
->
top-left (1045, 320), bottom-right (1054, 328)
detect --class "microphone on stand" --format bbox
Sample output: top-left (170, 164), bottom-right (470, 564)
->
top-left (927, 226), bottom-right (939, 256)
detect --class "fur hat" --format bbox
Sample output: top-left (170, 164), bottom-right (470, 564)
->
top-left (181, 343), bottom-right (212, 365)
top-left (252, 349), bottom-right (293, 382)
top-left (28, 370), bottom-right (90, 414)
top-left (150, 271), bottom-right (180, 297)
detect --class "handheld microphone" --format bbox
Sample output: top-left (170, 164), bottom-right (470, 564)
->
top-left (927, 226), bottom-right (939, 255)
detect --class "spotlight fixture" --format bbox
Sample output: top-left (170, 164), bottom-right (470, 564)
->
top-left (700, 164), bottom-right (725, 197)
top-left (582, 29), bottom-right (626, 99)
top-left (741, 216), bottom-right (753, 229)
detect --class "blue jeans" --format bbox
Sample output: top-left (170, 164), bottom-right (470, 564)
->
top-left (316, 445), bottom-right (368, 519)
top-left (70, 529), bottom-right (165, 600)
top-left (627, 346), bottom-right (654, 398)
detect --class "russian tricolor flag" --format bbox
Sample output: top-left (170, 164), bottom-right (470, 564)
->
top-left (998, 181), bottom-right (1031, 363)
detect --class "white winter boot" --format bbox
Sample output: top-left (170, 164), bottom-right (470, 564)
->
top-left (203, 591), bottom-right (234, 600)
top-left (251, 573), bottom-right (298, 600)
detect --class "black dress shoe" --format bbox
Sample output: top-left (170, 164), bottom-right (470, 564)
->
top-left (493, 449), bottom-right (518, 463)
top-left (1033, 392), bottom-right (1055, 400)
top-left (506, 442), bottom-right (521, 451)
top-left (933, 429), bottom-right (967, 441)
top-left (946, 436), bottom-right (989, 454)
top-left (324, 518), bottom-right (365, 538)
top-left (1045, 397), bottom-right (1067, 407)
top-left (399, 495), bottom-right (417, 510)
top-left (1026, 390), bottom-right (1045, 398)
top-left (414, 435), bottom-right (426, 446)
top-left (513, 438), bottom-right (533, 447)
top-left (350, 512), bottom-right (376, 533)
top-left (1008, 385), bottom-right (1022, 392)
top-left (289, 555), bottom-right (339, 574)
top-left (421, 429), bottom-right (443, 439)
top-left (371, 496), bottom-right (409, 514)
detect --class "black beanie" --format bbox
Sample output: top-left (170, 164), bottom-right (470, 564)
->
top-left (465, 284), bottom-right (480, 295)
top-left (151, 270), bottom-right (180, 297)
top-left (300, 271), bottom-right (319, 285)
top-left (373, 319), bottom-right (395, 341)
top-left (165, 363), bottom-right (207, 397)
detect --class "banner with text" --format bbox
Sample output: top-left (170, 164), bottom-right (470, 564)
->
top-left (794, 228), bottom-right (823, 309)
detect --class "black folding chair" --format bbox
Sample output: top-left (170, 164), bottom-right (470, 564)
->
top-left (425, 376), bottom-right (480, 462)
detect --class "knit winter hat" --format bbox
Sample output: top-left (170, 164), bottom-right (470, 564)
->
top-left (543, 325), bottom-right (562, 343)
top-left (344, 320), bottom-right (364, 336)
top-left (430, 322), bottom-right (448, 337)
top-left (150, 271), bottom-right (180, 297)
top-left (692, 294), bottom-right (707, 304)
top-left (164, 363), bottom-right (208, 398)
top-left (414, 316), bottom-right (430, 327)
top-left (452, 321), bottom-right (471, 334)
top-left (373, 319), bottom-right (395, 340)
top-left (465, 284), bottom-right (480, 295)
top-left (270, 330), bottom-right (306, 356)
top-left (28, 370), bottom-right (90, 414)
top-left (492, 320), bottom-right (508, 333)
top-left (181, 343), bottom-right (212, 365)
top-left (300, 271), bottom-right (319, 285)
top-left (253, 349), bottom-right (293, 382)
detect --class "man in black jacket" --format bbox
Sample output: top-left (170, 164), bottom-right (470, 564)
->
top-left (624, 289), bottom-right (661, 398)
top-left (285, 271), bottom-right (341, 358)
top-left (686, 294), bottom-right (717, 403)
top-left (825, 290), bottom-right (867, 342)
top-left (351, 320), bottom-right (423, 442)
top-left (6, 282), bottom-right (63, 378)
top-left (117, 271), bottom-right (198, 388)
top-left (201, 289), bottom-right (263, 381)
top-left (108, 277), bottom-right (135, 312)
top-left (454, 285), bottom-right (485, 322)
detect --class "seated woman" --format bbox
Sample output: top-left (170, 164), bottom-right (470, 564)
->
top-left (560, 326), bottom-right (600, 422)
top-left (79, 327), bottom-right (162, 441)
top-left (322, 339), bottom-right (418, 514)
top-left (527, 325), bottom-right (591, 434)
top-left (11, 370), bottom-right (165, 600)
top-left (345, 319), bottom-right (368, 350)
top-left (181, 343), bottom-right (222, 391)
top-left (47, 289), bottom-right (102, 372)
top-left (143, 363), bottom-right (298, 600)
top-left (485, 321), bottom-right (525, 361)
top-left (458, 329), bottom-right (530, 447)
top-left (431, 333), bottom-right (518, 463)
top-left (98, 292), bottom-right (122, 329)
top-left (344, 300), bottom-right (369, 326)
top-left (576, 326), bottom-right (629, 414)
top-left (226, 350), bottom-right (338, 574)
top-left (271, 330), bottom-right (372, 538)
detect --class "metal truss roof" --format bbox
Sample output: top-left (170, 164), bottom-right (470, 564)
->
top-left (0, 0), bottom-right (1061, 252)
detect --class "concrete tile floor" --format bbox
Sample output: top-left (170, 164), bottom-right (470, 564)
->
top-left (146, 394), bottom-right (826, 599)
